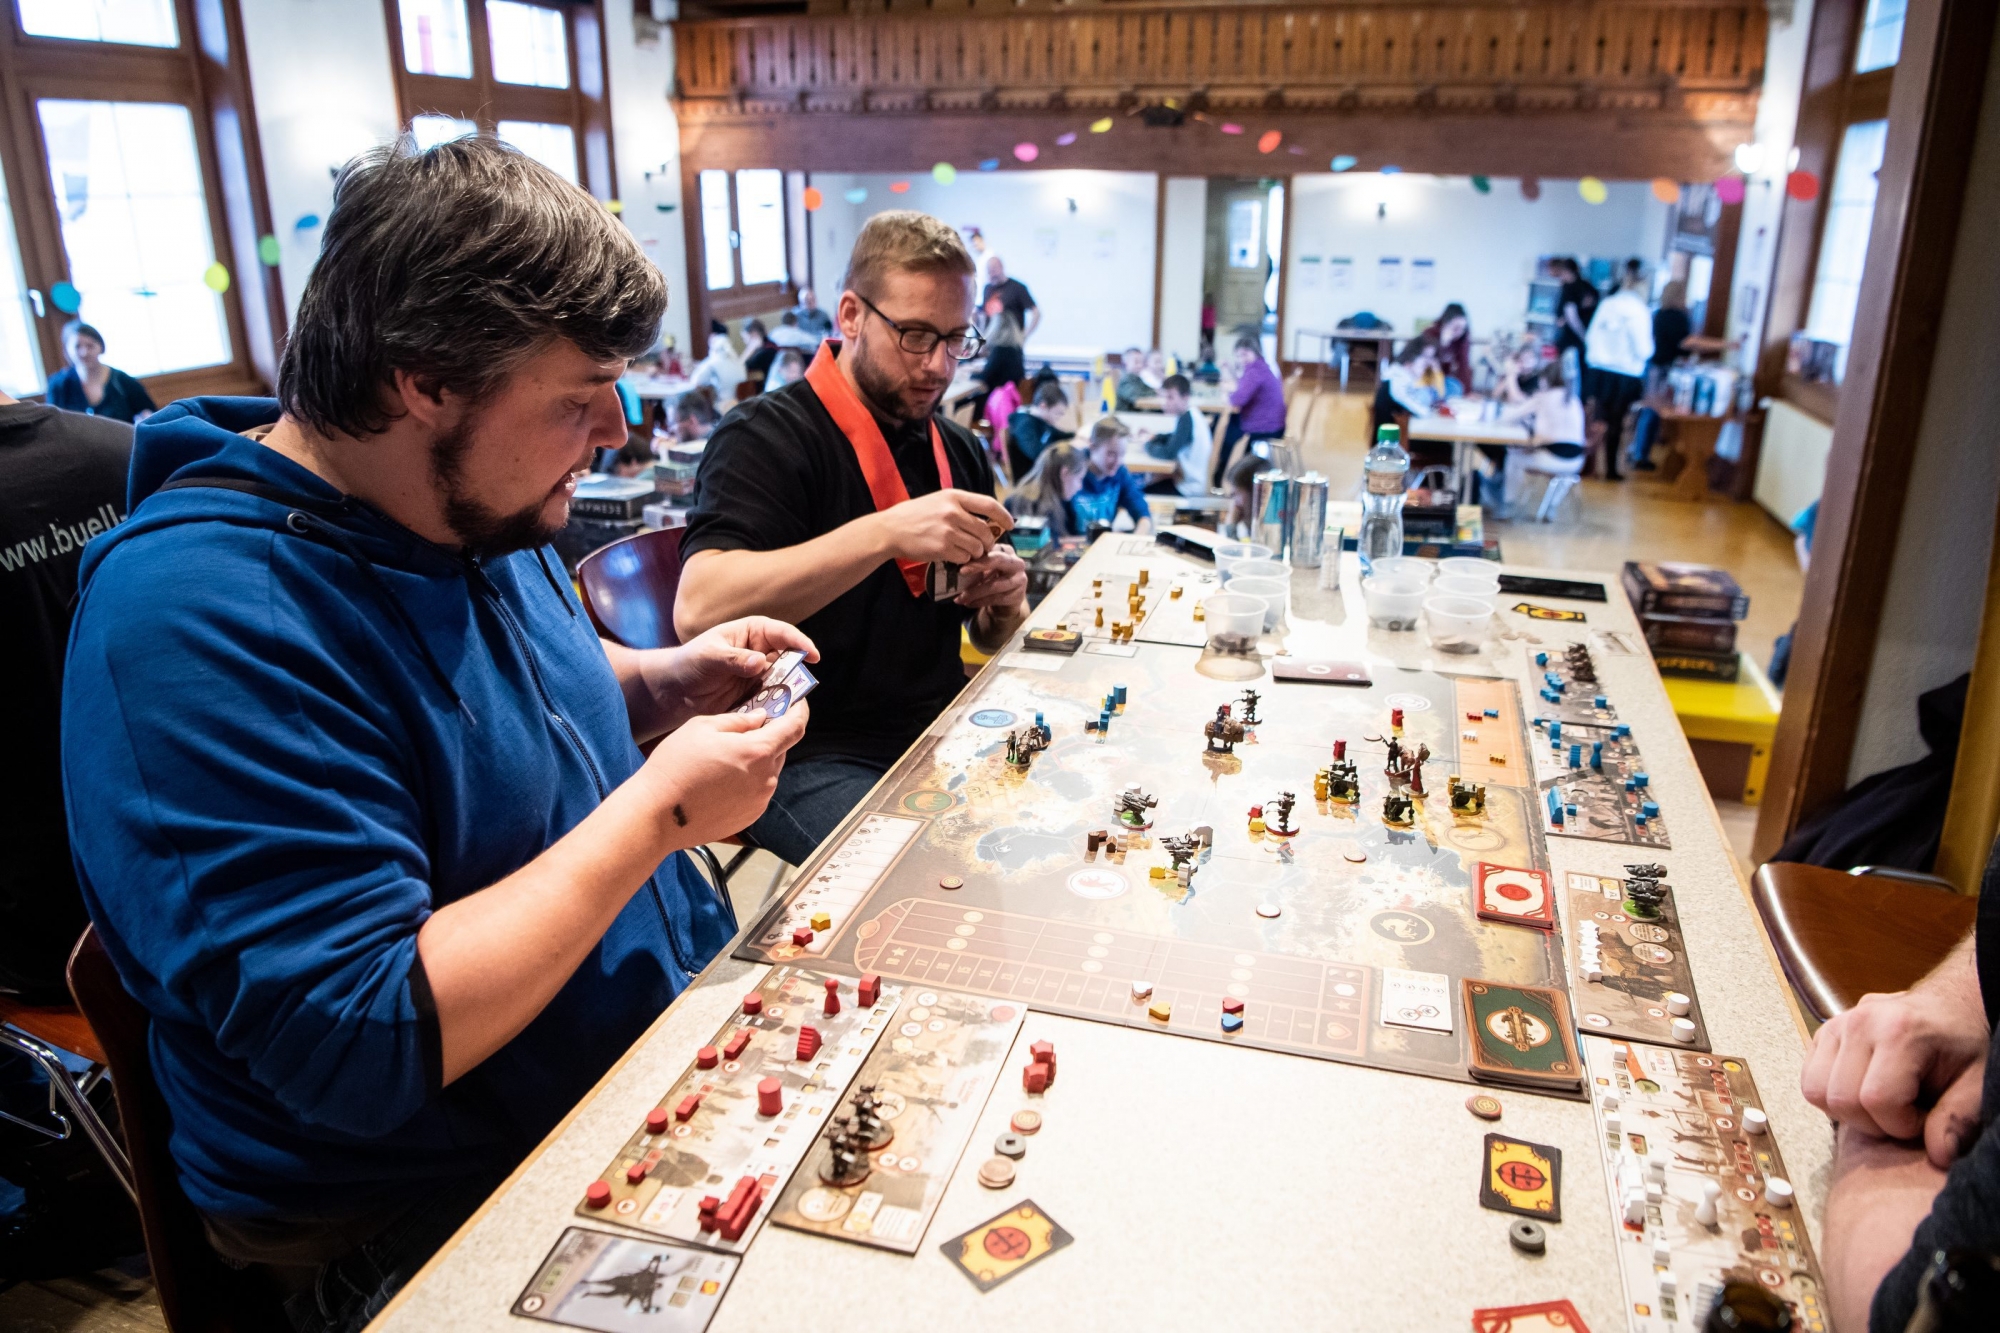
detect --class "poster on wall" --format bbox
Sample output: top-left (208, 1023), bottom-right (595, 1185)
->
top-left (1329, 257), bottom-right (1353, 291)
top-left (1297, 255), bottom-right (1323, 292)
top-left (1093, 229), bottom-right (1116, 260)
top-left (1377, 256), bottom-right (1403, 291)
top-left (1227, 199), bottom-right (1263, 268)
top-left (1034, 228), bottom-right (1059, 259)
top-left (1411, 258), bottom-right (1435, 294)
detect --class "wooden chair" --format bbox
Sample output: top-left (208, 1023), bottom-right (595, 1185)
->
top-left (734, 378), bottom-right (762, 403)
top-left (1751, 862), bottom-right (1977, 1022)
top-left (66, 927), bottom-right (288, 1331)
top-left (0, 984), bottom-right (132, 1202)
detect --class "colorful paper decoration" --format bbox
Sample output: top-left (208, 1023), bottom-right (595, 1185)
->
top-left (978, 158), bottom-right (1000, 171)
top-left (1380, 164), bottom-right (1401, 175)
top-left (1013, 142), bottom-right (1039, 162)
top-left (1090, 117), bottom-right (1113, 133)
top-left (802, 186), bottom-right (824, 210)
top-left (203, 262), bottom-right (232, 294)
top-left (1219, 123), bottom-right (1243, 135)
top-left (1056, 132), bottom-right (1077, 146)
top-left (843, 187), bottom-right (868, 204)
top-left (257, 234), bottom-right (282, 266)
top-left (1714, 175), bottom-right (1746, 205)
top-left (889, 180), bottom-right (911, 194)
top-left (931, 163), bottom-right (956, 185)
top-left (1651, 177), bottom-right (1680, 203)
top-left (1578, 176), bottom-right (1608, 205)
top-left (1330, 154), bottom-right (1357, 172)
top-left (1785, 169), bottom-right (1821, 201)
top-left (605, 200), bottom-right (624, 214)
top-left (51, 280), bottom-right (80, 313)
top-left (1520, 177), bottom-right (1542, 201)
top-left (1257, 130), bottom-right (1282, 153)
top-left (293, 213), bottom-right (321, 231)
top-left (1471, 176), bottom-right (1492, 194)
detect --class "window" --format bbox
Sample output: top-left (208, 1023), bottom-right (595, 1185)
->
top-left (1855, 0), bottom-right (1906, 73)
top-left (693, 169), bottom-right (797, 312)
top-left (0, 168), bottom-right (44, 398)
top-left (734, 170), bottom-right (786, 286)
top-left (16, 0), bottom-right (179, 47)
top-left (1804, 120), bottom-right (1888, 383)
top-left (386, 1), bottom-right (613, 199)
top-left (699, 170), bottom-right (734, 291)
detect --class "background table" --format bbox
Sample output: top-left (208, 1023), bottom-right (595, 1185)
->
top-left (1406, 414), bottom-right (1534, 503)
top-left (370, 543), bottom-right (1822, 1333)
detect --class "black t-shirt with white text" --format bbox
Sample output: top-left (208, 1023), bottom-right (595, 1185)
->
top-left (682, 377), bottom-right (996, 766)
top-left (0, 402), bottom-right (133, 999)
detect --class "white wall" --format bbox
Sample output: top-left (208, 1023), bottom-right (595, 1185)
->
top-left (1280, 174), bottom-right (1671, 355)
top-left (1724, 0), bottom-right (1817, 377)
top-left (605, 10), bottom-right (691, 353)
top-left (1156, 177), bottom-right (1207, 363)
top-left (806, 170), bottom-right (1159, 359)
top-left (1846, 18), bottom-right (2000, 784)
top-left (1753, 398), bottom-right (1832, 527)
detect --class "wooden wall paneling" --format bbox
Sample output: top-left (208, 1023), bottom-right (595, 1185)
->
top-left (1751, 0), bottom-right (2000, 862)
top-left (680, 150), bottom-right (711, 358)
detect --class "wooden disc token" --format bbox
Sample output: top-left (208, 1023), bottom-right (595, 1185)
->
top-left (1466, 1093), bottom-right (1503, 1121)
top-left (977, 1156), bottom-right (1016, 1189)
top-left (1010, 1109), bottom-right (1042, 1135)
top-left (994, 1132), bottom-right (1027, 1159)
top-left (1255, 902), bottom-right (1282, 918)
top-left (939, 875), bottom-right (964, 890)
top-left (1508, 1220), bottom-right (1546, 1255)
top-left (1344, 852), bottom-right (1367, 863)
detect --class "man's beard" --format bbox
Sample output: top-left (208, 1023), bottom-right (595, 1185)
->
top-left (430, 413), bottom-right (568, 558)
top-left (850, 329), bottom-right (947, 424)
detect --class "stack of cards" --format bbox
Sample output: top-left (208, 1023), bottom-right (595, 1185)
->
top-left (732, 650), bottom-right (819, 719)
top-left (1463, 980), bottom-right (1584, 1094)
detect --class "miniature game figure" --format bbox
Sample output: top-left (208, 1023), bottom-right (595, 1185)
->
top-left (1382, 792), bottom-right (1414, 826)
top-left (1005, 731), bottom-right (1025, 768)
top-left (1385, 740), bottom-right (1430, 791)
top-left (1383, 735), bottom-right (1402, 774)
top-left (849, 1082), bottom-right (893, 1150)
top-left (1161, 833), bottom-right (1202, 876)
top-left (1623, 863), bottom-right (1668, 918)
top-left (1204, 704), bottom-right (1246, 754)
top-left (1564, 642), bottom-right (1597, 685)
top-left (1237, 689), bottom-right (1262, 726)
top-left (821, 1114), bottom-right (872, 1187)
top-left (1115, 785), bottom-right (1158, 828)
top-left (1266, 791), bottom-right (1298, 837)
top-left (1320, 757), bottom-right (1360, 804)
top-left (1449, 775), bottom-right (1486, 815)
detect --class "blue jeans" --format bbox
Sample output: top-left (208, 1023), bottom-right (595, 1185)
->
top-left (745, 753), bottom-right (890, 865)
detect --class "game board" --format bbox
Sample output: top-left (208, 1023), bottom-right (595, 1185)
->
top-left (513, 1229), bottom-right (739, 1332)
top-left (1056, 562), bottom-right (1219, 650)
top-left (741, 640), bottom-right (1583, 1094)
top-left (1563, 873), bottom-right (1709, 1050)
top-left (1583, 1036), bottom-right (1829, 1333)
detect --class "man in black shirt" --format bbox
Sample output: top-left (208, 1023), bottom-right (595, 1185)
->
top-left (1552, 256), bottom-right (1598, 372)
top-left (679, 211), bottom-right (1028, 864)
top-left (1806, 848), bottom-right (2000, 1331)
top-left (980, 256), bottom-right (1040, 345)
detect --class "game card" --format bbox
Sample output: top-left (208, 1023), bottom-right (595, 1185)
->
top-left (1379, 968), bottom-right (1453, 1033)
top-left (1479, 1133), bottom-right (1562, 1221)
top-left (732, 650), bottom-right (818, 719)
top-left (1463, 980), bottom-right (1583, 1094)
top-left (1474, 863), bottom-right (1556, 931)
top-left (513, 1228), bottom-right (739, 1332)
top-left (1471, 1298), bottom-right (1593, 1332)
top-left (939, 1200), bottom-right (1073, 1292)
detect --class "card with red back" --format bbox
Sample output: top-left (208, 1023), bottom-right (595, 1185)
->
top-left (1470, 1299), bottom-right (1592, 1333)
top-left (1475, 863), bottom-right (1556, 931)
top-left (1272, 657), bottom-right (1372, 685)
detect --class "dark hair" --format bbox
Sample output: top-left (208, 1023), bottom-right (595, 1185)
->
top-left (615, 435), bottom-right (653, 467)
top-left (743, 319), bottom-right (768, 339)
top-left (1394, 333), bottom-right (1439, 367)
top-left (1232, 335), bottom-right (1261, 357)
top-left (279, 136), bottom-right (665, 439)
top-left (1032, 381), bottom-right (1068, 410)
top-left (780, 312), bottom-right (798, 326)
top-left (1161, 374), bottom-right (1192, 396)
top-left (1439, 302), bottom-right (1468, 327)
top-left (61, 320), bottom-right (106, 351)
top-left (1225, 452), bottom-right (1264, 493)
top-left (773, 348), bottom-right (806, 374)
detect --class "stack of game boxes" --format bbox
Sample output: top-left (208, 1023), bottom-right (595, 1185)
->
top-left (1620, 562), bottom-right (1749, 681)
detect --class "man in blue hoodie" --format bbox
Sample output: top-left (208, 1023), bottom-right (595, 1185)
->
top-left (62, 137), bottom-right (811, 1332)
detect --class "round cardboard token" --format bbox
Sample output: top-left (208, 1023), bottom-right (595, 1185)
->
top-left (994, 1132), bottom-right (1027, 1159)
top-left (1256, 902), bottom-right (1282, 918)
top-left (940, 876), bottom-right (964, 890)
top-left (977, 1156), bottom-right (1016, 1189)
top-left (1010, 1109), bottom-right (1042, 1135)
top-left (1344, 852), bottom-right (1367, 863)
top-left (1509, 1219), bottom-right (1546, 1254)
top-left (1466, 1094), bottom-right (1503, 1121)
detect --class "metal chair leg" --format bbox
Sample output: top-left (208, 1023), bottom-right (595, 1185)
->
top-left (690, 846), bottom-right (740, 935)
top-left (720, 845), bottom-right (758, 882)
top-left (0, 1024), bottom-right (136, 1202)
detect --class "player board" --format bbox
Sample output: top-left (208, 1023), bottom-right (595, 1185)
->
top-left (574, 967), bottom-right (902, 1251)
top-left (1528, 644), bottom-right (1670, 849)
top-left (740, 640), bottom-right (1585, 1095)
top-left (1564, 873), bottom-right (1709, 1050)
top-left (769, 985), bottom-right (1023, 1254)
top-left (513, 1229), bottom-right (739, 1332)
top-left (1583, 1036), bottom-right (1830, 1333)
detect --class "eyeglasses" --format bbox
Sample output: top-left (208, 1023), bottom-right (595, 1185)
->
top-left (856, 294), bottom-right (986, 361)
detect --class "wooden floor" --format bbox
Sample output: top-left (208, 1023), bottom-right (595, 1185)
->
top-left (2, 391), bottom-right (1799, 1332)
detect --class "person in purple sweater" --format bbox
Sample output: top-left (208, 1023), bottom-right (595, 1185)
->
top-left (1215, 335), bottom-right (1287, 486)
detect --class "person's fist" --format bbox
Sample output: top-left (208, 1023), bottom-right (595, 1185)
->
top-left (1801, 988), bottom-right (1990, 1142)
top-left (639, 705), bottom-right (808, 847)
top-left (881, 489), bottom-right (1012, 566)
top-left (957, 545), bottom-right (1028, 611)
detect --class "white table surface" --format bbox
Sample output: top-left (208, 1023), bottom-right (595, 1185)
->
top-left (1407, 414), bottom-right (1535, 447)
top-left (370, 543), bottom-right (1822, 1333)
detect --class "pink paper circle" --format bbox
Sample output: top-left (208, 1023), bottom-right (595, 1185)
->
top-left (1013, 142), bottom-right (1039, 163)
top-left (1715, 175), bottom-right (1746, 204)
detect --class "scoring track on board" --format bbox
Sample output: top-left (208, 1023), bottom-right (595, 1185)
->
top-left (740, 639), bottom-right (1584, 1093)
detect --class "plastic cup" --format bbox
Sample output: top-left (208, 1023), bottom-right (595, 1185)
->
top-left (1369, 556), bottom-right (1433, 584)
top-left (1361, 575), bottom-right (1428, 631)
top-left (1438, 557), bottom-right (1500, 582)
top-left (1201, 592), bottom-right (1266, 643)
top-left (1425, 594), bottom-right (1496, 652)
top-left (1213, 542), bottom-right (1273, 581)
top-left (1435, 574), bottom-right (1501, 599)
top-left (1229, 558), bottom-right (1290, 585)
top-left (1229, 577), bottom-right (1288, 630)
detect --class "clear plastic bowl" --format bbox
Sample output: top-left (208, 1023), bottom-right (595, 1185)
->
top-left (1213, 542), bottom-right (1273, 581)
top-left (1202, 592), bottom-right (1267, 642)
top-left (1228, 558), bottom-right (1290, 585)
top-left (1425, 593), bottom-right (1496, 652)
top-left (1368, 556), bottom-right (1433, 583)
top-left (1438, 557), bottom-right (1500, 582)
top-left (1229, 577), bottom-right (1288, 630)
top-left (1435, 574), bottom-right (1500, 599)
top-left (1361, 575), bottom-right (1428, 630)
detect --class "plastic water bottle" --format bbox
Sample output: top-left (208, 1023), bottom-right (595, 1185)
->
top-left (1359, 424), bottom-right (1410, 568)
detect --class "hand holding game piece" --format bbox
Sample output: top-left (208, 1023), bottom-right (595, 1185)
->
top-left (639, 615), bottom-right (819, 727)
top-left (638, 705), bottom-right (808, 849)
top-left (878, 488), bottom-right (1013, 566)
top-left (954, 542), bottom-right (1029, 611)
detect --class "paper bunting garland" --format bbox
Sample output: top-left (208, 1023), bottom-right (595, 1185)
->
top-left (257, 234), bottom-right (282, 266)
top-left (51, 280), bottom-right (80, 313)
top-left (1257, 130), bottom-right (1282, 153)
top-left (931, 163), bottom-right (957, 184)
top-left (1469, 176), bottom-right (1491, 194)
top-left (802, 186), bottom-right (824, 210)
top-left (1578, 176), bottom-right (1608, 205)
top-left (1090, 118), bottom-right (1113, 133)
top-left (1520, 177), bottom-right (1542, 201)
top-left (1714, 175), bottom-right (1745, 205)
top-left (1380, 164), bottom-right (1401, 175)
top-left (1056, 132), bottom-right (1076, 146)
top-left (1330, 154), bottom-right (1357, 172)
top-left (1219, 123), bottom-right (1243, 135)
top-left (1651, 177), bottom-right (1680, 203)
top-left (978, 158), bottom-right (1000, 171)
top-left (843, 187), bottom-right (868, 204)
top-left (889, 180), bottom-right (911, 194)
top-left (1785, 169), bottom-right (1820, 201)
top-left (1013, 142), bottom-right (1039, 162)
top-left (203, 262), bottom-right (232, 294)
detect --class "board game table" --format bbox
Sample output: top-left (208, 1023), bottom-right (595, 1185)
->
top-left (368, 540), bottom-right (1825, 1333)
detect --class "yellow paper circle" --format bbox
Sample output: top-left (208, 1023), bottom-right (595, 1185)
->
top-left (203, 262), bottom-right (232, 293)
top-left (606, 199), bottom-right (624, 214)
top-left (931, 163), bottom-right (957, 185)
top-left (1090, 117), bottom-right (1113, 133)
top-left (1578, 177), bottom-right (1608, 205)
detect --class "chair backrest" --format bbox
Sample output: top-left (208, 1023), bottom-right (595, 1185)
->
top-left (577, 526), bottom-right (687, 649)
top-left (68, 928), bottom-right (285, 1331)
top-left (734, 378), bottom-right (762, 403)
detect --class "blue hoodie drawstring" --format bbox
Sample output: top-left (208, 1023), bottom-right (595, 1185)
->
top-left (534, 548), bottom-right (577, 618)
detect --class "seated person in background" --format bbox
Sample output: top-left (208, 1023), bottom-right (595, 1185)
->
top-left (63, 138), bottom-right (811, 1331)
top-left (677, 211), bottom-right (1028, 866)
top-left (764, 347), bottom-right (807, 394)
top-left (672, 386), bottom-right (721, 442)
top-left (687, 321), bottom-right (746, 398)
top-left (790, 287), bottom-right (833, 341)
top-left (1372, 336), bottom-right (1441, 437)
top-left (1628, 280), bottom-right (1692, 471)
top-left (1583, 262), bottom-right (1653, 481)
top-left (1003, 441), bottom-right (1088, 540)
top-left (1493, 352), bottom-right (1586, 516)
top-left (609, 435), bottom-right (655, 478)
top-left (1432, 303), bottom-right (1474, 397)
top-left (1805, 846), bottom-right (2000, 1333)
top-left (1143, 373), bottom-right (1213, 498)
top-left (769, 311), bottom-right (816, 351)
top-left (1217, 336), bottom-right (1286, 487)
top-left (1142, 348), bottom-right (1168, 391)
top-left (47, 321), bottom-right (156, 424)
top-left (1071, 417), bottom-right (1152, 534)
top-left (1222, 452), bottom-right (1265, 540)
top-left (741, 319), bottom-right (776, 382)
top-left (1114, 347), bottom-right (1150, 411)
top-left (982, 376), bottom-right (1022, 471)
top-left (1005, 380), bottom-right (1074, 480)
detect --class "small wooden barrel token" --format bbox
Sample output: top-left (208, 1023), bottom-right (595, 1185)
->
top-left (1010, 1109), bottom-right (1043, 1135)
top-left (1466, 1093), bottom-right (1504, 1121)
top-left (977, 1156), bottom-right (1016, 1189)
top-left (939, 875), bottom-right (964, 890)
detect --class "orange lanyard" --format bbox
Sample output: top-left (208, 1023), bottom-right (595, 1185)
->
top-left (805, 341), bottom-right (953, 598)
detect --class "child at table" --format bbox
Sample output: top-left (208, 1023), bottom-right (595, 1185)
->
top-left (1143, 374), bottom-right (1214, 498)
top-left (1492, 351), bottom-right (1586, 515)
top-left (1071, 418), bottom-right (1152, 533)
top-left (1004, 441), bottom-right (1089, 540)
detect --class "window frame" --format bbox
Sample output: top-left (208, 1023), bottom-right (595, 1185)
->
top-left (681, 164), bottom-right (800, 346)
top-left (0, 0), bottom-right (281, 400)
top-left (382, 0), bottom-right (616, 201)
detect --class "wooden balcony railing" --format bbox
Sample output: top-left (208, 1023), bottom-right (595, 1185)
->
top-left (673, 3), bottom-right (1767, 114)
